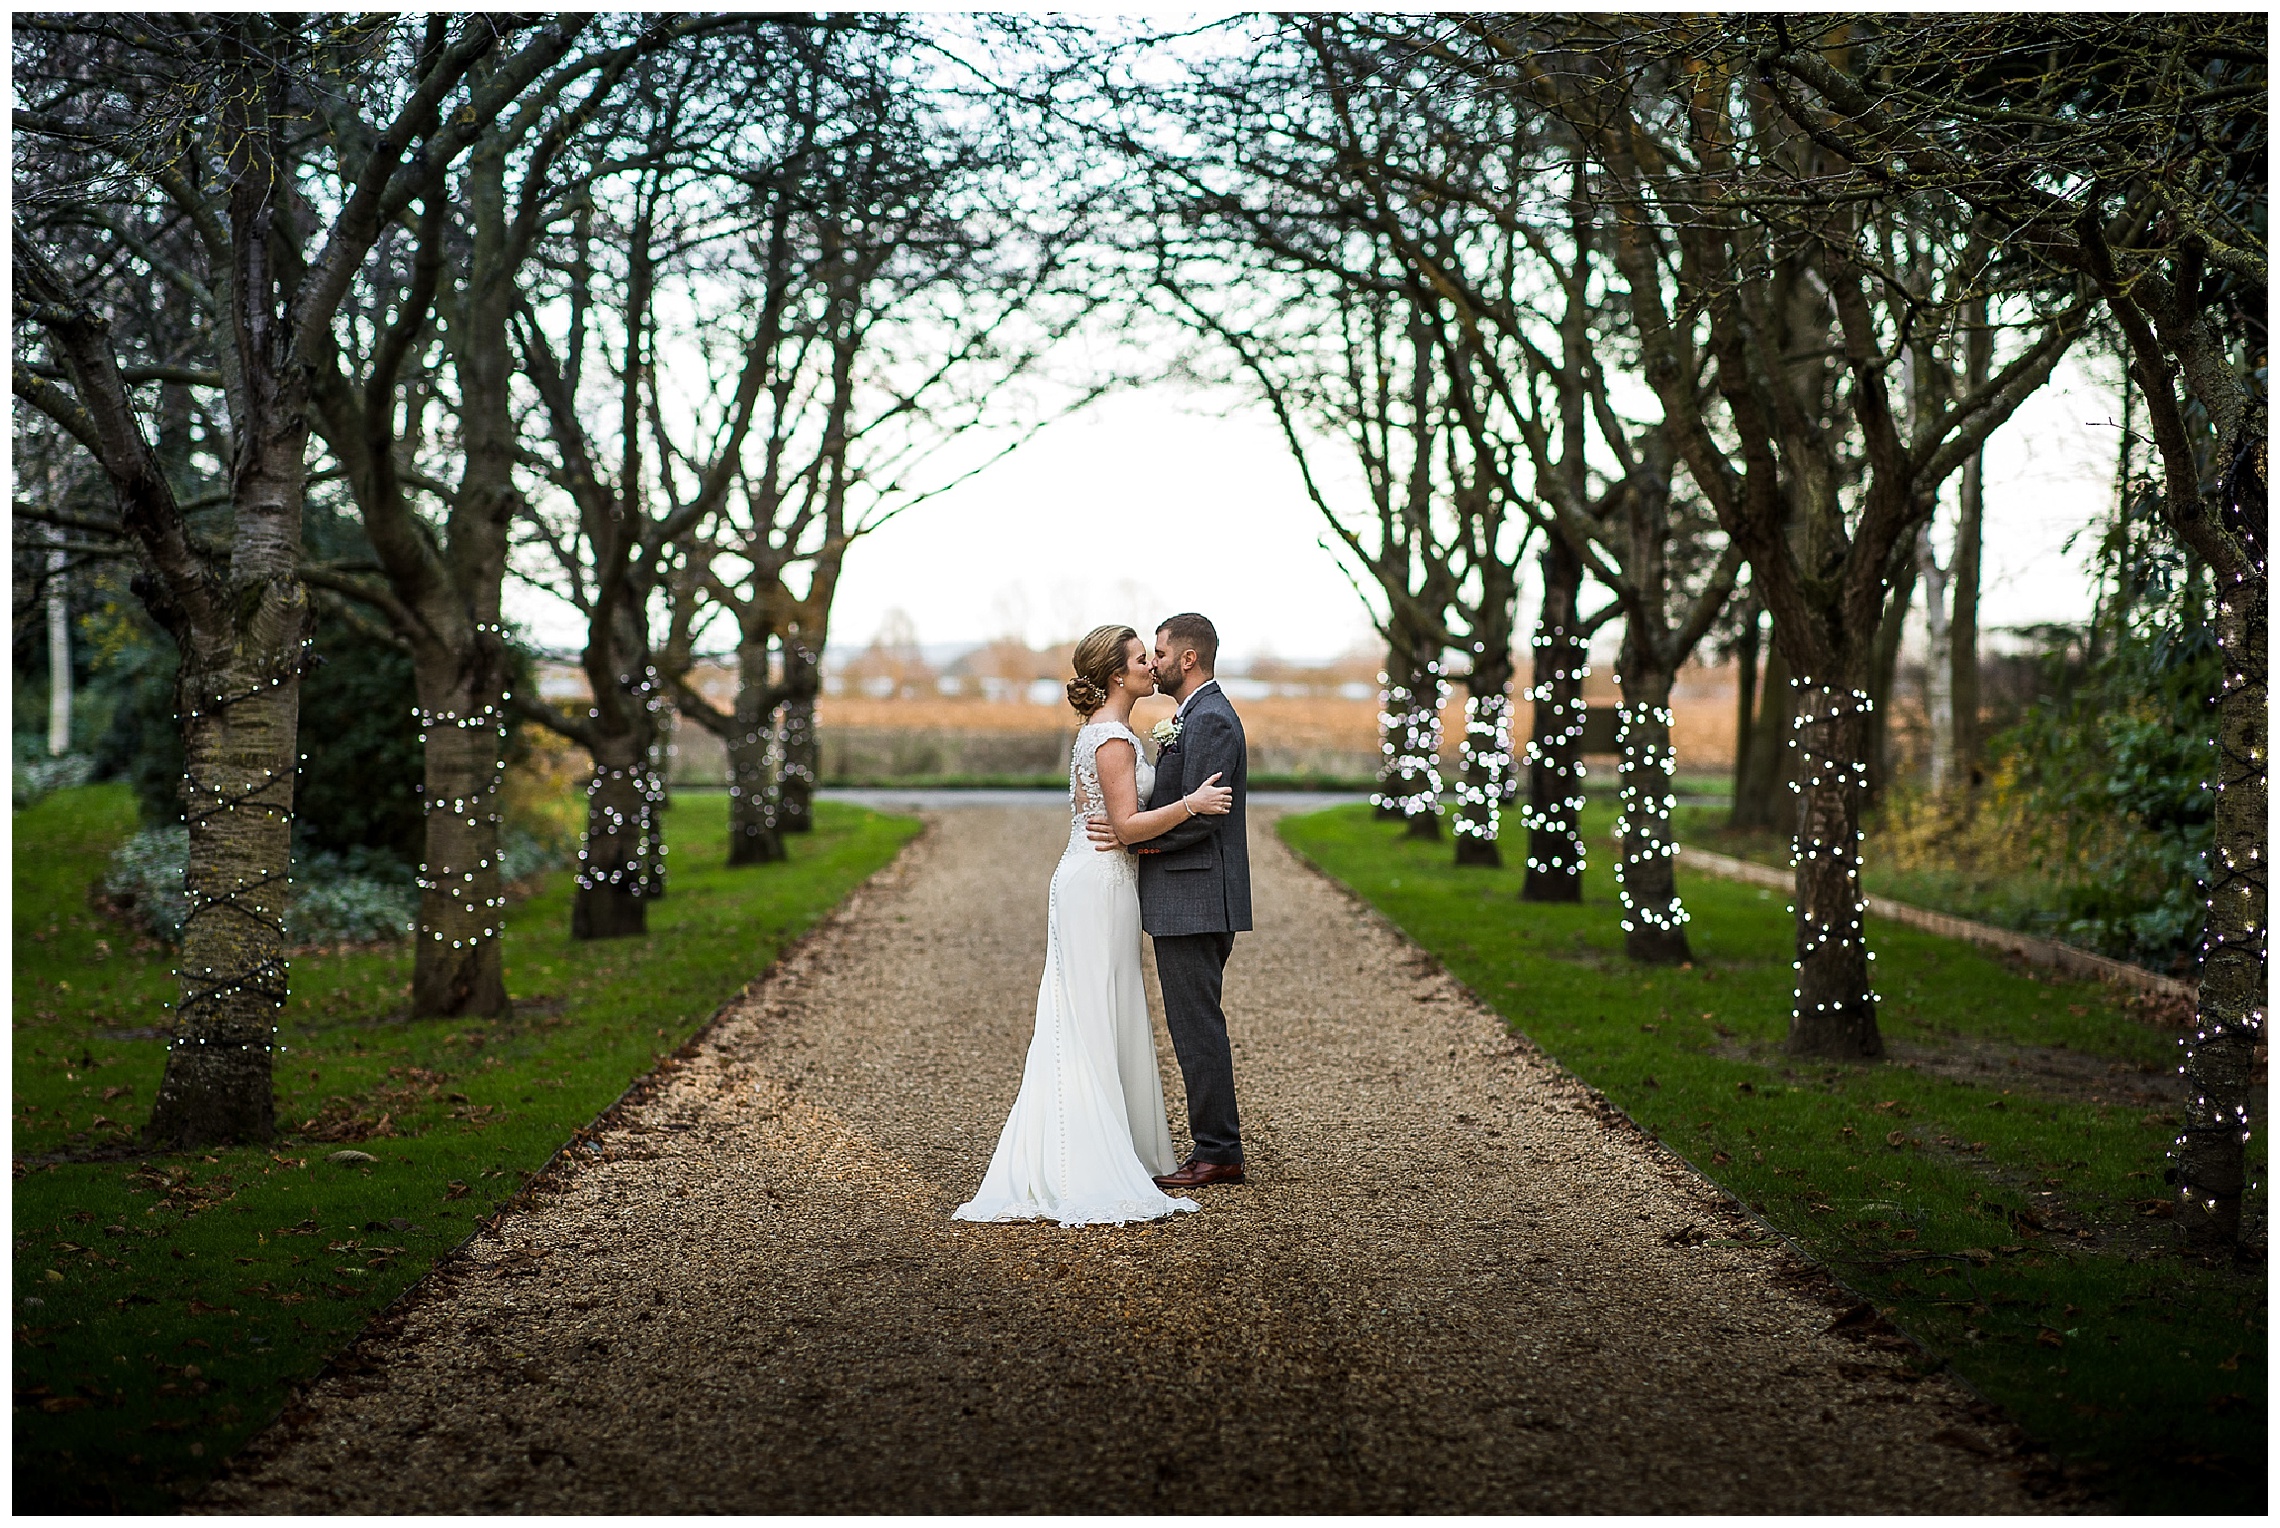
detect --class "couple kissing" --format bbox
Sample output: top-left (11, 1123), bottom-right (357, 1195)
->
top-left (954, 613), bottom-right (1252, 1227)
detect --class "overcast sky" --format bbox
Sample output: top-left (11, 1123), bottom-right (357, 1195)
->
top-left (505, 353), bottom-right (2127, 668)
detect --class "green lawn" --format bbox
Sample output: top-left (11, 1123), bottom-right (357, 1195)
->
top-left (12, 783), bottom-right (920, 1513)
top-left (1669, 801), bottom-right (2192, 983)
top-left (1281, 802), bottom-right (2265, 1515)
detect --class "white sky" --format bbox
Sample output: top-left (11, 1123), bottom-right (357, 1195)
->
top-left (506, 355), bottom-right (2126, 667)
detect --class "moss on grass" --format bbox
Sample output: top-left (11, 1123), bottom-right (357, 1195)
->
top-left (12, 783), bottom-right (918, 1513)
top-left (1281, 801), bottom-right (2264, 1515)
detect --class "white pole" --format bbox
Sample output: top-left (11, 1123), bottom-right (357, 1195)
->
top-left (46, 521), bottom-right (70, 756)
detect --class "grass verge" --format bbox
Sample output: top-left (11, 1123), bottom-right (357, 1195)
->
top-left (1279, 801), bottom-right (2264, 1514)
top-left (12, 783), bottom-right (919, 1513)
top-left (1670, 802), bottom-right (2187, 981)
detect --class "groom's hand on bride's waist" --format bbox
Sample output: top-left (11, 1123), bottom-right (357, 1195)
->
top-left (1085, 812), bottom-right (1127, 852)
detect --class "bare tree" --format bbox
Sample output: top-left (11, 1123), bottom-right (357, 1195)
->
top-left (655, 18), bottom-right (1092, 864)
top-left (1755, 9), bottom-right (2265, 1243)
top-left (1437, 19), bottom-right (2094, 1051)
top-left (1280, 26), bottom-right (1748, 946)
top-left (510, 139), bottom-right (692, 939)
top-left (14, 15), bottom-right (578, 1143)
top-left (300, 19), bottom-right (711, 1014)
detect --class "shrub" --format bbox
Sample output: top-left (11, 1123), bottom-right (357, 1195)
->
top-left (100, 829), bottom-right (423, 946)
top-left (13, 746), bottom-right (95, 808)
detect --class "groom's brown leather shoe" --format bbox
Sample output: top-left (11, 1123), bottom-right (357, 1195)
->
top-left (1154, 1158), bottom-right (1245, 1189)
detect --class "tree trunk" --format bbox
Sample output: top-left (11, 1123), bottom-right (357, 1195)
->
top-left (1374, 636), bottom-right (1414, 821)
top-left (2176, 557), bottom-right (2264, 1248)
top-left (409, 649), bottom-right (511, 1018)
top-left (1615, 661), bottom-right (1690, 964)
top-left (778, 638), bottom-right (819, 834)
top-left (571, 723), bottom-right (653, 940)
top-left (1731, 597), bottom-right (1760, 805)
top-left (727, 727), bottom-right (785, 864)
top-left (1865, 543), bottom-right (1918, 808)
top-left (1784, 680), bottom-right (1882, 1059)
top-left (147, 564), bottom-right (309, 1145)
top-left (1404, 646), bottom-right (1446, 842)
top-left (641, 704), bottom-right (671, 901)
top-left (1522, 539), bottom-right (1586, 901)
top-left (1950, 447), bottom-right (1984, 790)
top-left (1731, 641), bottom-right (1794, 831)
top-left (1375, 621), bottom-right (1445, 836)
top-left (728, 633), bottom-right (786, 864)
top-left (403, 164), bottom-right (523, 1019)
top-left (1452, 648), bottom-right (1513, 866)
top-left (1920, 532), bottom-right (1955, 794)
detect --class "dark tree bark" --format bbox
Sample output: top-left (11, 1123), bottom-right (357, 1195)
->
top-left (1450, 494), bottom-right (1526, 866)
top-left (1949, 335), bottom-right (1989, 792)
top-left (1522, 538), bottom-right (1588, 903)
top-left (1730, 595), bottom-right (1761, 806)
top-left (777, 638), bottom-right (822, 835)
top-left (1731, 640), bottom-right (1795, 831)
top-left (1865, 532), bottom-right (1920, 807)
top-left (1786, 680), bottom-right (1881, 1055)
top-left (1378, 613), bottom-right (1447, 839)
top-left (1612, 661), bottom-right (1686, 962)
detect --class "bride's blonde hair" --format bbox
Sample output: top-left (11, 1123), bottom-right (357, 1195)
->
top-left (1065, 624), bottom-right (1138, 718)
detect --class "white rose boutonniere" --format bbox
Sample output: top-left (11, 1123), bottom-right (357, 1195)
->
top-left (1150, 717), bottom-right (1182, 748)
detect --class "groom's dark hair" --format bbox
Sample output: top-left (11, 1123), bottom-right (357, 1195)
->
top-left (1157, 612), bottom-right (1218, 672)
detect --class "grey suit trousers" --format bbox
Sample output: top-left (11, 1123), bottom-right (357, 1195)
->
top-left (1152, 929), bottom-right (1241, 1164)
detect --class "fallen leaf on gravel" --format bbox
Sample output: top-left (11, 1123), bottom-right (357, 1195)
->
top-left (1928, 1426), bottom-right (1994, 1456)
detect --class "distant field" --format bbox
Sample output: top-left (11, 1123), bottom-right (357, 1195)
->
top-left (659, 680), bottom-right (1746, 788)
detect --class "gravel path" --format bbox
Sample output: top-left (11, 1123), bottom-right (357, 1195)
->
top-left (202, 806), bottom-right (2061, 1513)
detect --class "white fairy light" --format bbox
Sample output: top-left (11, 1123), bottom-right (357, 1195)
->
top-left (1452, 685), bottom-right (1514, 847)
top-left (1613, 696), bottom-right (1689, 940)
top-left (1521, 629), bottom-right (1588, 883)
top-left (1374, 657), bottom-right (1448, 826)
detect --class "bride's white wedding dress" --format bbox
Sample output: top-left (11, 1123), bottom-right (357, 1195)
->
top-left (953, 720), bottom-right (1201, 1227)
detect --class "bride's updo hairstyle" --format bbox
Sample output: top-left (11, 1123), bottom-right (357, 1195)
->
top-left (1066, 623), bottom-right (1138, 718)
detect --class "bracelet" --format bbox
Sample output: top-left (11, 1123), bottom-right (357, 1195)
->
top-left (1183, 796), bottom-right (1196, 817)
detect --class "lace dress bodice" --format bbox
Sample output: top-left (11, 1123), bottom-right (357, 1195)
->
top-left (1069, 721), bottom-right (1153, 853)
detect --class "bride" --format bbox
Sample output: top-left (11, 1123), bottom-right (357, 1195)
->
top-left (954, 624), bottom-right (1234, 1227)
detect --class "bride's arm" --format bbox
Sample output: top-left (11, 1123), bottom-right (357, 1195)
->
top-left (1094, 738), bottom-right (1229, 845)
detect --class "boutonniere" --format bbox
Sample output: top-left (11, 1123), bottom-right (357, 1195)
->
top-left (1150, 717), bottom-right (1182, 748)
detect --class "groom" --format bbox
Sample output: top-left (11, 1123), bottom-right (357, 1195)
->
top-left (1087, 612), bottom-right (1250, 1189)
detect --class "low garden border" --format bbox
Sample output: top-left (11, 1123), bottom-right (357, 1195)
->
top-left (1680, 846), bottom-right (2196, 1004)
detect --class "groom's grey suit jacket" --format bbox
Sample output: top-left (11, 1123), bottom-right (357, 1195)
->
top-left (1137, 679), bottom-right (1252, 936)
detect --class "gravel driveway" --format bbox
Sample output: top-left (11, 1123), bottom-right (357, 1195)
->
top-left (201, 806), bottom-right (2061, 1512)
